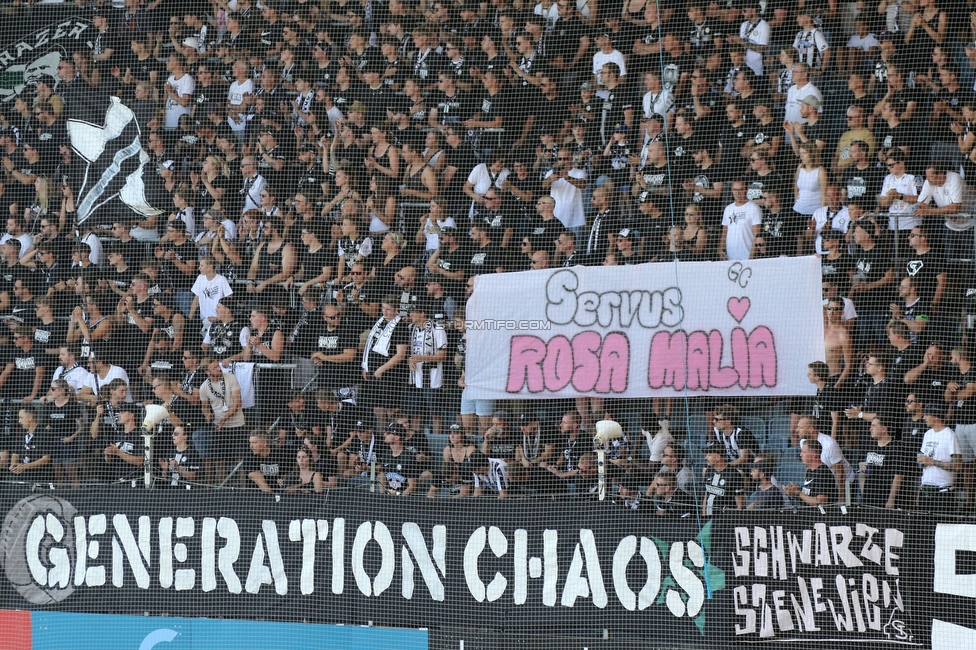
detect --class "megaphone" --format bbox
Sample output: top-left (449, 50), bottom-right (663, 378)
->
top-left (142, 404), bottom-right (170, 434)
top-left (593, 419), bottom-right (623, 448)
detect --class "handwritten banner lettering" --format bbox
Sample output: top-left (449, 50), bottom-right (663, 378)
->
top-left (464, 258), bottom-right (824, 399)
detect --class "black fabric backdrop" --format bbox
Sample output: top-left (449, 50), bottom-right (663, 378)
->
top-left (2, 486), bottom-right (974, 649)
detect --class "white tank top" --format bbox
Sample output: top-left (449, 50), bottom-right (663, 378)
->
top-left (793, 166), bottom-right (823, 215)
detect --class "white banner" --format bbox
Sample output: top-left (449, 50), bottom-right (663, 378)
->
top-left (464, 257), bottom-right (824, 399)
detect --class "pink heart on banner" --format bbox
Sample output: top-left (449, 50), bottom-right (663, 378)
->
top-left (727, 297), bottom-right (751, 323)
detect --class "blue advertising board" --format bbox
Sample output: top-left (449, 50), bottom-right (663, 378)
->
top-left (30, 612), bottom-right (428, 650)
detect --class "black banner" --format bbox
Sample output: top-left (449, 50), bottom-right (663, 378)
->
top-left (5, 487), bottom-right (973, 648)
top-left (0, 487), bottom-right (725, 643)
top-left (717, 509), bottom-right (926, 647)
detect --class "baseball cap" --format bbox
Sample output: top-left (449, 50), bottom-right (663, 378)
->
top-left (615, 123), bottom-right (629, 133)
top-left (183, 37), bottom-right (201, 49)
top-left (348, 101), bottom-right (368, 114)
top-left (702, 440), bottom-right (720, 452)
top-left (579, 81), bottom-right (595, 91)
top-left (923, 403), bottom-right (946, 417)
top-left (617, 228), bottom-right (636, 239)
top-left (638, 191), bottom-right (654, 204)
top-left (351, 418), bottom-right (371, 430)
top-left (448, 423), bottom-right (465, 434)
top-left (800, 96), bottom-right (822, 109)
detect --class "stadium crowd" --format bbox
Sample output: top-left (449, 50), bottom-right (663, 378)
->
top-left (0, 0), bottom-right (974, 514)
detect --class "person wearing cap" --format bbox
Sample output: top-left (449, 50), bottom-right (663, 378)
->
top-left (783, 438), bottom-right (838, 506)
top-left (702, 440), bottom-right (746, 514)
top-left (747, 458), bottom-right (791, 510)
top-left (917, 401), bottom-right (961, 512)
top-left (787, 96), bottom-right (827, 158)
top-left (377, 423), bottom-right (420, 496)
top-left (594, 63), bottom-right (634, 147)
top-left (720, 180), bottom-right (763, 260)
top-left (611, 227), bottom-right (642, 265)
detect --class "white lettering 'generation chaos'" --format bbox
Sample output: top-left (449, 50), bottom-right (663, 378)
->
top-left (18, 509), bottom-right (706, 616)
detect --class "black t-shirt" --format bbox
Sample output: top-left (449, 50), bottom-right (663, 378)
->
top-left (244, 447), bottom-right (291, 490)
top-left (468, 242), bottom-right (503, 275)
top-left (549, 15), bottom-right (590, 61)
top-left (4, 345), bottom-right (45, 398)
top-left (951, 366), bottom-right (976, 424)
top-left (431, 89), bottom-right (472, 127)
top-left (889, 342), bottom-right (925, 385)
top-left (851, 244), bottom-right (893, 308)
top-left (41, 400), bottom-right (82, 441)
top-left (802, 463), bottom-right (838, 504)
top-left (33, 319), bottom-right (68, 354)
top-left (703, 465), bottom-right (745, 515)
top-left (379, 446), bottom-right (420, 494)
top-left (18, 426), bottom-right (55, 481)
top-left (485, 431), bottom-right (517, 460)
top-left (904, 251), bottom-right (944, 305)
top-left (912, 365), bottom-right (954, 407)
top-left (597, 84), bottom-right (638, 146)
top-left (861, 440), bottom-right (911, 508)
top-left (313, 320), bottom-right (361, 387)
top-left (108, 429), bottom-right (142, 481)
top-left (161, 444), bottom-right (203, 488)
top-left (843, 164), bottom-right (885, 203)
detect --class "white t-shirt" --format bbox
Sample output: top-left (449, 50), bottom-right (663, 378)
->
top-left (817, 432), bottom-right (855, 483)
top-left (812, 205), bottom-right (852, 254)
top-left (191, 273), bottom-right (234, 321)
top-left (642, 89), bottom-right (674, 122)
top-left (784, 83), bottom-right (822, 124)
top-left (721, 201), bottom-right (762, 260)
top-left (740, 19), bottom-right (770, 76)
top-left (544, 168), bottom-right (587, 229)
top-left (83, 365), bottom-right (133, 402)
top-left (226, 78), bottom-right (254, 131)
top-left (164, 73), bottom-right (195, 129)
top-left (593, 49), bottom-right (627, 89)
top-left (880, 173), bottom-right (918, 230)
top-left (466, 164), bottom-right (510, 220)
top-left (920, 426), bottom-right (961, 488)
top-left (52, 364), bottom-right (91, 394)
top-left (846, 32), bottom-right (879, 52)
top-left (0, 233), bottom-right (33, 257)
top-left (917, 172), bottom-right (970, 231)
